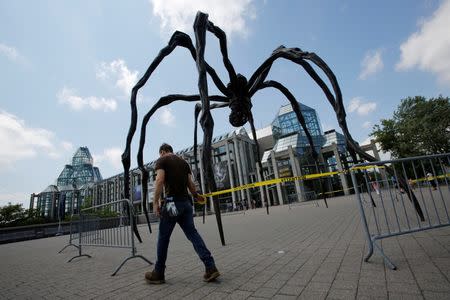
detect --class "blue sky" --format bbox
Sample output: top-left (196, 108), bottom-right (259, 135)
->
top-left (1, 0), bottom-right (450, 207)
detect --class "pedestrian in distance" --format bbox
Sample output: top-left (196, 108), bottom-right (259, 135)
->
top-left (427, 172), bottom-right (437, 190)
top-left (145, 143), bottom-right (220, 284)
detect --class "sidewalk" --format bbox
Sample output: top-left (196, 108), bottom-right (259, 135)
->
top-left (1, 196), bottom-right (449, 299)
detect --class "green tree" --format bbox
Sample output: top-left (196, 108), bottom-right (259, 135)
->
top-left (0, 203), bottom-right (48, 227)
top-left (371, 96), bottom-right (450, 158)
top-left (0, 203), bottom-right (26, 226)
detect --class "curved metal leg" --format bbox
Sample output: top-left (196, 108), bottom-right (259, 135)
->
top-left (364, 238), bottom-right (374, 262)
top-left (373, 240), bottom-right (397, 270)
top-left (68, 254), bottom-right (91, 263)
top-left (58, 243), bottom-right (80, 254)
top-left (111, 255), bottom-right (153, 276)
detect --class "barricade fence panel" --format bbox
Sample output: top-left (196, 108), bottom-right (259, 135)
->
top-left (66, 199), bottom-right (152, 276)
top-left (351, 153), bottom-right (450, 270)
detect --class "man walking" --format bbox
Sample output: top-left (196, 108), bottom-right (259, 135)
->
top-left (145, 143), bottom-right (220, 284)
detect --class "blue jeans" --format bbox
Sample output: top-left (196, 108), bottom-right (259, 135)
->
top-left (155, 201), bottom-right (215, 273)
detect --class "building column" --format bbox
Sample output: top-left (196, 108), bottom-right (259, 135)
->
top-left (288, 146), bottom-right (303, 202)
top-left (70, 191), bottom-right (75, 215)
top-left (50, 192), bottom-right (56, 219)
top-left (233, 136), bottom-right (245, 205)
top-left (225, 142), bottom-right (237, 209)
top-left (29, 193), bottom-right (35, 210)
top-left (333, 146), bottom-right (350, 195)
top-left (239, 140), bottom-right (252, 208)
top-left (103, 181), bottom-right (107, 205)
top-left (270, 150), bottom-right (284, 205)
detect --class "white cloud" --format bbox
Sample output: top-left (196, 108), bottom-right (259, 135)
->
top-left (0, 43), bottom-right (22, 62)
top-left (149, 0), bottom-right (256, 38)
top-left (61, 141), bottom-right (73, 151)
top-left (0, 192), bottom-right (29, 207)
top-left (348, 97), bottom-right (377, 116)
top-left (157, 107), bottom-right (175, 126)
top-left (93, 147), bottom-right (123, 170)
top-left (57, 87), bottom-right (117, 112)
top-left (359, 49), bottom-right (384, 80)
top-left (362, 121), bottom-right (372, 129)
top-left (0, 110), bottom-right (72, 168)
top-left (396, 0), bottom-right (450, 86)
top-left (96, 59), bottom-right (138, 97)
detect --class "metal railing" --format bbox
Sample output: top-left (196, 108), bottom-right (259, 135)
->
top-left (351, 153), bottom-right (450, 269)
top-left (68, 199), bottom-right (152, 276)
top-left (58, 216), bottom-right (79, 253)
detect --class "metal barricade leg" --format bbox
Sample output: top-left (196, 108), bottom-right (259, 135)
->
top-left (58, 243), bottom-right (79, 254)
top-left (58, 217), bottom-right (80, 253)
top-left (351, 171), bottom-right (375, 263)
top-left (372, 238), bottom-right (397, 270)
top-left (68, 213), bottom-right (91, 262)
top-left (112, 253), bottom-right (153, 276)
top-left (111, 201), bottom-right (152, 276)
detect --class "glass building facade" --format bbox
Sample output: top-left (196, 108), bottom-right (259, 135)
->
top-left (272, 103), bottom-right (326, 155)
top-left (35, 147), bottom-right (102, 219)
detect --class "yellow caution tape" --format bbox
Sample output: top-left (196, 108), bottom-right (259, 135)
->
top-left (200, 170), bottom-right (343, 198)
top-left (411, 173), bottom-right (450, 183)
top-left (196, 164), bottom-right (448, 203)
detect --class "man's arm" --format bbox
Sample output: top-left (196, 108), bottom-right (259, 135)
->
top-left (187, 174), bottom-right (197, 196)
top-left (153, 169), bottom-right (165, 217)
top-left (187, 173), bottom-right (205, 203)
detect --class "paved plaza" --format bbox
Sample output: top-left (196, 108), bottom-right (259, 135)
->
top-left (1, 195), bottom-right (450, 299)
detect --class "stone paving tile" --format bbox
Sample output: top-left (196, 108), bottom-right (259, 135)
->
top-left (325, 288), bottom-right (356, 300)
top-left (277, 284), bottom-right (305, 296)
top-left (226, 290), bottom-right (253, 299)
top-left (357, 284), bottom-right (388, 298)
top-left (272, 294), bottom-right (297, 300)
top-left (298, 290), bottom-right (328, 300)
top-left (251, 286), bottom-right (279, 298)
top-left (1, 196), bottom-right (450, 299)
top-left (423, 291), bottom-right (450, 299)
top-left (331, 280), bottom-right (358, 290)
top-left (388, 292), bottom-right (424, 300)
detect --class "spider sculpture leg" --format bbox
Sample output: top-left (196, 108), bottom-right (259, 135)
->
top-left (194, 12), bottom-right (226, 245)
top-left (248, 47), bottom-right (423, 219)
top-left (199, 12), bottom-right (273, 215)
top-left (193, 102), bottom-right (229, 224)
top-left (136, 95), bottom-right (227, 234)
top-left (193, 102), bottom-right (272, 216)
top-left (123, 30), bottom-right (230, 240)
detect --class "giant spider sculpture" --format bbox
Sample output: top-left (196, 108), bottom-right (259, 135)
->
top-left (122, 12), bottom-right (424, 245)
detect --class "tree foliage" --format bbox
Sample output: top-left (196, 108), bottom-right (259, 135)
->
top-left (0, 203), bottom-right (47, 227)
top-left (371, 96), bottom-right (450, 158)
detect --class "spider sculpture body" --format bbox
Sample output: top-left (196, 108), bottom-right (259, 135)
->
top-left (122, 12), bottom-right (424, 245)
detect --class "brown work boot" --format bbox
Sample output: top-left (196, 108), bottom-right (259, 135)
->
top-left (145, 270), bottom-right (165, 284)
top-left (203, 266), bottom-right (220, 282)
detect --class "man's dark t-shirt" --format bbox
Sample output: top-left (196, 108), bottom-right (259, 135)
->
top-left (155, 154), bottom-right (191, 197)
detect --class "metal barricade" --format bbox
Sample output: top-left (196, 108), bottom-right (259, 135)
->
top-left (58, 216), bottom-right (80, 253)
top-left (68, 199), bottom-right (152, 276)
top-left (351, 153), bottom-right (450, 269)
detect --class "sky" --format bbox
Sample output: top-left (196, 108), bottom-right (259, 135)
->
top-left (1, 0), bottom-right (450, 207)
